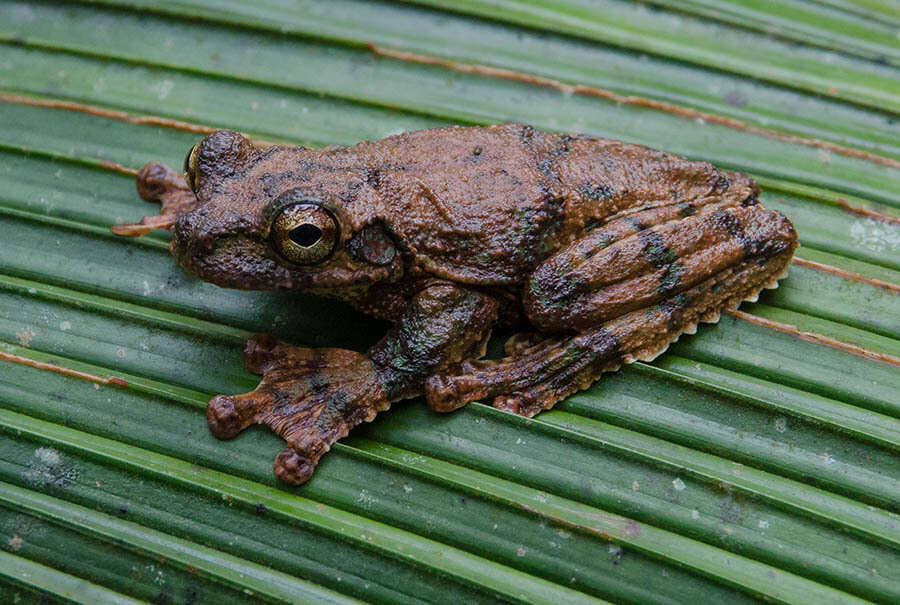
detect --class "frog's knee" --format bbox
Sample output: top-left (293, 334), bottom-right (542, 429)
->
top-left (523, 267), bottom-right (589, 331)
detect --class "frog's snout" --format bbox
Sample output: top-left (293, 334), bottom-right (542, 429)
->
top-left (171, 210), bottom-right (212, 265)
top-left (169, 208), bottom-right (239, 284)
top-left (169, 207), bottom-right (286, 290)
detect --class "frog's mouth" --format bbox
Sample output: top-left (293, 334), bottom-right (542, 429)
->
top-left (170, 228), bottom-right (294, 290)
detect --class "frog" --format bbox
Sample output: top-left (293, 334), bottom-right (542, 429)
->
top-left (115, 123), bottom-right (798, 485)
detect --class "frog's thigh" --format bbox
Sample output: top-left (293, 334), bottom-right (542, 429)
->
top-left (428, 206), bottom-right (797, 417)
top-left (524, 204), bottom-right (797, 332)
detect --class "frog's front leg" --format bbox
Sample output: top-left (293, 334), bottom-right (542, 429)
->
top-left (111, 162), bottom-right (201, 236)
top-left (428, 204), bottom-right (798, 416)
top-left (207, 283), bottom-right (498, 485)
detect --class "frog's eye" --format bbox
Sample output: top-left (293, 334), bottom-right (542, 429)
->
top-left (271, 203), bottom-right (340, 265)
top-left (183, 143), bottom-right (200, 193)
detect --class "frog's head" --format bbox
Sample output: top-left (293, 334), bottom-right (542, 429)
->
top-left (171, 130), bottom-right (402, 292)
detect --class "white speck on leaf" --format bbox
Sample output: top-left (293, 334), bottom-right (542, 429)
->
top-left (516, 546), bottom-right (526, 557)
top-left (849, 219), bottom-right (899, 253)
top-left (151, 79), bottom-right (174, 100)
top-left (672, 477), bottom-right (686, 491)
top-left (8, 535), bottom-right (22, 551)
top-left (36, 448), bottom-right (59, 465)
top-left (774, 416), bottom-right (788, 433)
top-left (691, 509), bottom-right (700, 520)
top-left (632, 481), bottom-right (639, 491)
top-left (23, 447), bottom-right (76, 488)
top-left (16, 328), bottom-right (35, 346)
top-left (59, 321), bottom-right (71, 331)
top-left (400, 452), bottom-right (427, 466)
top-left (355, 489), bottom-right (377, 509)
top-left (758, 520), bottom-right (770, 529)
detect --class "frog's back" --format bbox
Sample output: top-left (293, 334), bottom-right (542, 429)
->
top-left (356, 123), bottom-right (567, 285)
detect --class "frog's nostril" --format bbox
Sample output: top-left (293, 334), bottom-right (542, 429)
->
top-left (196, 231), bottom-right (215, 253)
top-left (171, 214), bottom-right (206, 259)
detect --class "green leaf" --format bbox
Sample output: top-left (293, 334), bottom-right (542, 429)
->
top-left (399, 0), bottom-right (900, 113)
top-left (1, 1), bottom-right (898, 603)
top-left (640, 0), bottom-right (900, 65)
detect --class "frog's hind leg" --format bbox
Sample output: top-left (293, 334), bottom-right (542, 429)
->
top-left (428, 250), bottom-right (792, 417)
top-left (427, 205), bottom-right (798, 417)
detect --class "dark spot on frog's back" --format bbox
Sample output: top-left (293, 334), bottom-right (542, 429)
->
top-left (537, 158), bottom-right (558, 182)
top-left (519, 124), bottom-right (535, 144)
top-left (711, 209), bottom-right (756, 257)
top-left (638, 230), bottom-right (675, 268)
top-left (658, 262), bottom-right (682, 294)
top-left (364, 168), bottom-right (381, 188)
top-left (677, 202), bottom-right (696, 217)
top-left (555, 135), bottom-right (575, 155)
top-left (659, 293), bottom-right (689, 331)
top-left (625, 216), bottom-right (646, 231)
top-left (578, 182), bottom-right (615, 201)
top-left (261, 171), bottom-right (302, 198)
top-left (713, 173), bottom-right (732, 193)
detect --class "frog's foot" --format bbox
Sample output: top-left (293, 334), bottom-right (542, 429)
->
top-left (427, 245), bottom-right (794, 417)
top-left (207, 333), bottom-right (389, 485)
top-left (111, 162), bottom-right (200, 236)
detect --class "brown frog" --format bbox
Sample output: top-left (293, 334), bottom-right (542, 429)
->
top-left (115, 124), bottom-right (798, 485)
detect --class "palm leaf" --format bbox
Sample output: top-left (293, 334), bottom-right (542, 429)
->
top-left (1, 1), bottom-right (898, 603)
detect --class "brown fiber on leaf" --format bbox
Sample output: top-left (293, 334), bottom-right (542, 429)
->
top-left (729, 310), bottom-right (900, 367)
top-left (792, 257), bottom-right (900, 294)
top-left (367, 44), bottom-right (900, 170)
top-left (0, 350), bottom-right (129, 387)
top-left (0, 92), bottom-right (217, 134)
top-left (836, 199), bottom-right (900, 225)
